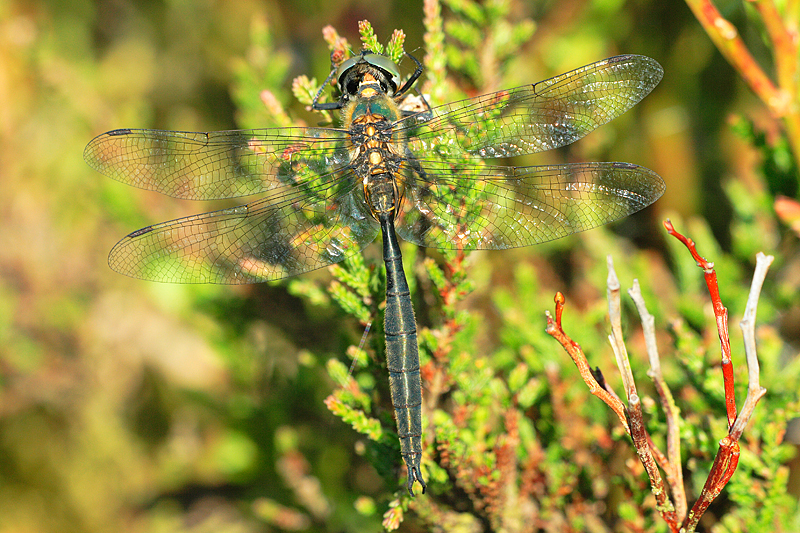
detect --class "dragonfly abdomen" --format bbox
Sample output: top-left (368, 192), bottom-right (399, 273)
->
top-left (380, 214), bottom-right (426, 496)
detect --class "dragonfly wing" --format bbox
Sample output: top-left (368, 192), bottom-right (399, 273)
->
top-left (85, 127), bottom-right (352, 200)
top-left (395, 160), bottom-right (665, 249)
top-left (108, 173), bottom-right (379, 283)
top-left (398, 55), bottom-right (663, 158)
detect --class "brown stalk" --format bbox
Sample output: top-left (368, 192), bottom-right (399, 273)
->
top-left (545, 292), bottom-right (630, 433)
top-left (684, 0), bottom-right (800, 167)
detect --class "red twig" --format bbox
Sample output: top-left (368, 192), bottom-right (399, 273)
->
top-left (663, 219), bottom-right (737, 428)
top-left (684, 436), bottom-right (740, 529)
top-left (665, 219), bottom-right (770, 532)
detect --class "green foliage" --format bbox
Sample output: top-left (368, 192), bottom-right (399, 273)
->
top-left (358, 20), bottom-right (385, 56)
top-left (732, 116), bottom-right (799, 198)
top-left (3, 0), bottom-right (800, 532)
top-left (232, 16), bottom-right (294, 130)
top-left (385, 30), bottom-right (407, 65)
top-left (441, 0), bottom-right (535, 90)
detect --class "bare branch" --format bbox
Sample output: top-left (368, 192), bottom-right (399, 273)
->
top-left (628, 393), bottom-right (679, 529)
top-left (545, 293), bottom-right (630, 433)
top-left (548, 221), bottom-right (770, 532)
top-left (730, 252), bottom-right (772, 440)
top-left (629, 280), bottom-right (687, 522)
top-left (607, 257), bottom-right (637, 398)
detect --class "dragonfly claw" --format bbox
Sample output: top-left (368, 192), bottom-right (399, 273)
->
top-left (406, 463), bottom-right (426, 496)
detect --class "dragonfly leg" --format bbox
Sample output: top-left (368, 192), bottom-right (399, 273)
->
top-left (394, 52), bottom-right (423, 98)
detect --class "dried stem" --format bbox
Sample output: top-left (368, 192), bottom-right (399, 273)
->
top-left (629, 393), bottom-right (679, 530)
top-left (730, 252), bottom-right (771, 440)
top-left (629, 279), bottom-right (687, 522)
top-left (545, 293), bottom-right (630, 433)
top-left (547, 220), bottom-right (771, 532)
top-left (607, 257), bottom-right (637, 398)
top-left (606, 258), bottom-right (678, 528)
top-left (664, 220), bottom-right (771, 532)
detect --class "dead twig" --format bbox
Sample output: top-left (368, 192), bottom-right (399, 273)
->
top-left (630, 278), bottom-right (687, 522)
top-left (546, 219), bottom-right (772, 532)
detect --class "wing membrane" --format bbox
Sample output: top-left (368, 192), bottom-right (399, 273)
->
top-left (398, 55), bottom-right (663, 158)
top-left (108, 171), bottom-right (378, 283)
top-left (84, 127), bottom-right (351, 200)
top-left (395, 160), bottom-right (665, 249)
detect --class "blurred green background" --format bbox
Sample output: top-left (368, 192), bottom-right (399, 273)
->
top-left (1, 0), bottom-right (798, 531)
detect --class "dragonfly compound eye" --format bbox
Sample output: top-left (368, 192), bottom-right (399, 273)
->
top-left (363, 53), bottom-right (401, 94)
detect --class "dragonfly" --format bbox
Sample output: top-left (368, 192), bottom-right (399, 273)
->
top-left (84, 49), bottom-right (665, 496)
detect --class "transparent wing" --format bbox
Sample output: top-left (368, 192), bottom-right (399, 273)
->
top-left (395, 160), bottom-right (665, 249)
top-left (108, 170), bottom-right (379, 284)
top-left (397, 55), bottom-right (663, 158)
top-left (84, 127), bottom-right (351, 200)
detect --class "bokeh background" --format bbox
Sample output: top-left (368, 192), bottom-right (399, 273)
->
top-left (1, 0), bottom-right (798, 531)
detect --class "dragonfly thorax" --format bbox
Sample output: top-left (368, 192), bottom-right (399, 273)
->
top-left (344, 89), bottom-right (406, 221)
top-left (342, 76), bottom-right (402, 123)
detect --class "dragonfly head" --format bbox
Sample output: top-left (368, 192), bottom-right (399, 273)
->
top-left (335, 52), bottom-right (401, 99)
